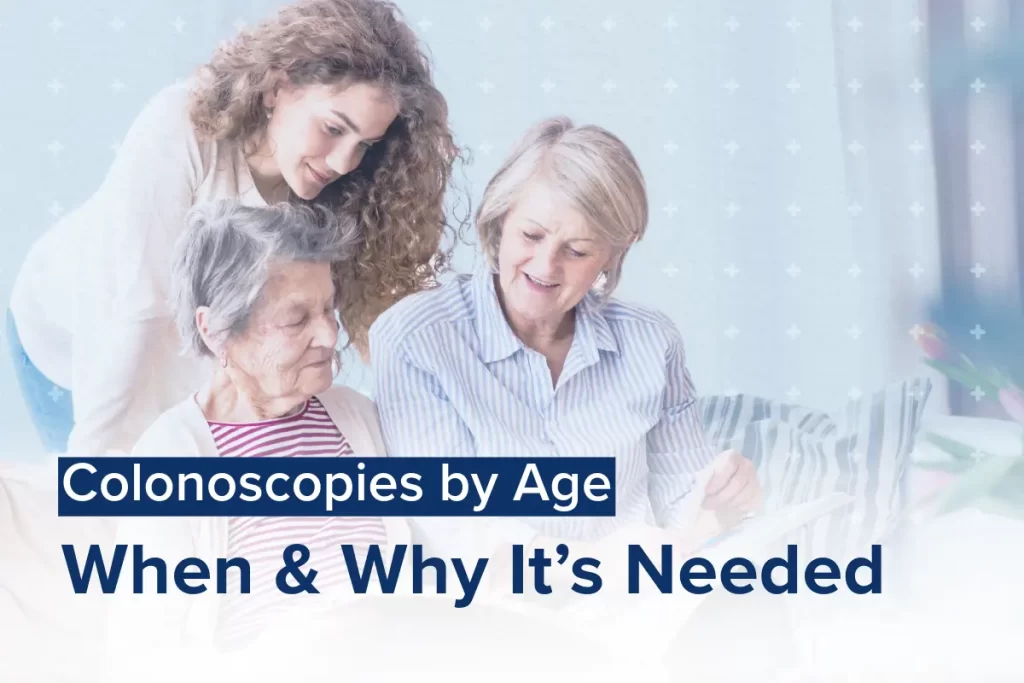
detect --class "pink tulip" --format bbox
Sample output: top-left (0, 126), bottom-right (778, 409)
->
top-left (998, 386), bottom-right (1024, 424)
top-left (915, 324), bottom-right (948, 361)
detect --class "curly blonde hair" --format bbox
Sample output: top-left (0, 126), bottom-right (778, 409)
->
top-left (189, 0), bottom-right (468, 357)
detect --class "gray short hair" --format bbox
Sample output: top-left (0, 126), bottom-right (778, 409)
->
top-left (476, 117), bottom-right (648, 300)
top-left (171, 200), bottom-right (361, 357)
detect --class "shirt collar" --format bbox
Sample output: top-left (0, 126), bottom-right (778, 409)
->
top-left (471, 268), bottom-right (619, 364)
top-left (576, 290), bottom-right (619, 355)
top-left (472, 268), bottom-right (525, 363)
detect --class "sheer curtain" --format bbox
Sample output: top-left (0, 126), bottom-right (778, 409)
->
top-left (604, 0), bottom-right (944, 414)
top-left (929, 0), bottom-right (1024, 417)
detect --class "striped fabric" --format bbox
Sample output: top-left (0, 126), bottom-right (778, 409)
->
top-left (210, 397), bottom-right (389, 647)
top-left (696, 377), bottom-right (932, 556)
top-left (369, 268), bottom-right (717, 555)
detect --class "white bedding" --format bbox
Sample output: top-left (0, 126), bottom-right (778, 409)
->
top-left (0, 459), bottom-right (117, 680)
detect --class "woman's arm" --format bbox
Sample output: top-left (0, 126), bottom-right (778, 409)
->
top-left (646, 323), bottom-right (762, 540)
top-left (68, 83), bottom-right (202, 455)
top-left (645, 324), bottom-right (719, 529)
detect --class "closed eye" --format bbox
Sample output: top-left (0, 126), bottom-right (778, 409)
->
top-left (567, 248), bottom-right (587, 258)
top-left (523, 231), bottom-right (543, 242)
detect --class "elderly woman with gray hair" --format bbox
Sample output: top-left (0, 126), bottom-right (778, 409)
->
top-left (370, 117), bottom-right (762, 571)
top-left (107, 199), bottom-right (408, 652)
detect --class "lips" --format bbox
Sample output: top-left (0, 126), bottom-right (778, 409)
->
top-left (524, 273), bottom-right (558, 289)
top-left (307, 164), bottom-right (332, 185)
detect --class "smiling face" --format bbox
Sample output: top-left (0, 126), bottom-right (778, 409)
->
top-left (496, 178), bottom-right (614, 328)
top-left (225, 260), bottom-right (340, 403)
top-left (262, 80), bottom-right (399, 200)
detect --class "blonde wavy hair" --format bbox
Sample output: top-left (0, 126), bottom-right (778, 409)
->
top-left (188, 0), bottom-right (468, 357)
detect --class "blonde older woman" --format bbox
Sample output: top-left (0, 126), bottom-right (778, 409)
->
top-left (370, 118), bottom-right (760, 566)
top-left (106, 200), bottom-right (408, 655)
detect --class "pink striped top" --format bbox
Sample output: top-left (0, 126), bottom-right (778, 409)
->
top-left (209, 396), bottom-right (388, 647)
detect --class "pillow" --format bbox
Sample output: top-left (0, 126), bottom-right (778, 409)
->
top-left (697, 377), bottom-right (932, 556)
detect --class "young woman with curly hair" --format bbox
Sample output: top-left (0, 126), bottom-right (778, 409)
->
top-left (7, 0), bottom-right (466, 456)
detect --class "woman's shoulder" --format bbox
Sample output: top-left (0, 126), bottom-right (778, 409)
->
top-left (315, 386), bottom-right (387, 456)
top-left (148, 79), bottom-right (195, 109)
top-left (315, 385), bottom-right (382, 429)
top-left (370, 275), bottom-right (475, 346)
top-left (600, 296), bottom-right (683, 339)
top-left (123, 78), bottom-right (228, 166)
top-left (317, 385), bottom-right (375, 413)
top-left (130, 80), bottom-right (199, 135)
top-left (96, 78), bottom-right (215, 190)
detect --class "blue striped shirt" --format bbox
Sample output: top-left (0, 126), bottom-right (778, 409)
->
top-left (369, 268), bottom-right (716, 553)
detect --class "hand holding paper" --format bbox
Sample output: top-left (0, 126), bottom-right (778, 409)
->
top-left (699, 449), bottom-right (764, 529)
top-left (668, 449), bottom-right (764, 553)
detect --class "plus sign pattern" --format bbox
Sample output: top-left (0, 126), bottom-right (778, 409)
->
top-left (0, 0), bottom-right (1015, 457)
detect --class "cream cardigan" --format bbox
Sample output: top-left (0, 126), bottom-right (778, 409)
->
top-left (104, 385), bottom-right (412, 663)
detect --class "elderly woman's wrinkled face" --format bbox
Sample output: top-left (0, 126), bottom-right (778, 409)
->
top-left (497, 180), bottom-right (613, 325)
top-left (226, 261), bottom-right (339, 401)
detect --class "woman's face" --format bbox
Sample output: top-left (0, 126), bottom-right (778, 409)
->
top-left (496, 180), bottom-right (613, 327)
top-left (265, 80), bottom-right (399, 200)
top-left (225, 261), bottom-right (339, 403)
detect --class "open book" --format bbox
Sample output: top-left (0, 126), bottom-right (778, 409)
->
top-left (232, 493), bottom-right (854, 670)
top-left (696, 491), bottom-right (856, 560)
top-left (496, 491), bottom-right (857, 656)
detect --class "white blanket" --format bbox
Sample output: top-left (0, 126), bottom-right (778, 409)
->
top-left (0, 459), bottom-right (117, 680)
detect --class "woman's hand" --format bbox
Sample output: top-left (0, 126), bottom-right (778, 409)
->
top-left (700, 449), bottom-right (762, 530)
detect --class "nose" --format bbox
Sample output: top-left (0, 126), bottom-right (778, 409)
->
top-left (534, 241), bottom-right (562, 275)
top-left (312, 310), bottom-right (340, 349)
top-left (325, 143), bottom-right (363, 178)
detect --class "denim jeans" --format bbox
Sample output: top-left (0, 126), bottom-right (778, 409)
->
top-left (6, 309), bottom-right (74, 453)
